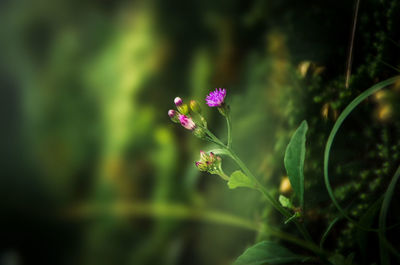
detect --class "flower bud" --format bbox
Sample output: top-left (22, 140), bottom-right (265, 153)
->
top-left (168, 109), bottom-right (179, 123)
top-left (190, 100), bottom-right (201, 113)
top-left (168, 109), bottom-right (176, 118)
top-left (174, 97), bottom-right (183, 106)
top-left (200, 150), bottom-right (207, 161)
top-left (177, 104), bottom-right (189, 115)
top-left (195, 161), bottom-right (208, 172)
top-left (193, 127), bottom-right (206, 139)
top-left (195, 151), bottom-right (226, 179)
top-left (178, 114), bottom-right (196, 130)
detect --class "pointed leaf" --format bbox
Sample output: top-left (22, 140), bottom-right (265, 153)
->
top-left (233, 241), bottom-right (305, 265)
top-left (228, 170), bottom-right (255, 189)
top-left (284, 120), bottom-right (308, 207)
top-left (279, 195), bottom-right (294, 209)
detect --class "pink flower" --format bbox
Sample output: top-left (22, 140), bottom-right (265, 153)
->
top-left (205, 88), bottom-right (226, 107)
top-left (178, 114), bottom-right (196, 130)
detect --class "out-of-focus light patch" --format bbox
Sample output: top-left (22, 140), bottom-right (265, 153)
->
top-left (376, 104), bottom-right (392, 122)
top-left (394, 79), bottom-right (400, 92)
top-left (298, 61), bottom-right (325, 78)
top-left (154, 127), bottom-right (173, 145)
top-left (265, 31), bottom-right (291, 113)
top-left (298, 61), bottom-right (311, 77)
top-left (373, 90), bottom-right (387, 101)
top-left (321, 103), bottom-right (330, 120)
top-left (321, 103), bottom-right (338, 121)
top-left (279, 176), bottom-right (293, 194)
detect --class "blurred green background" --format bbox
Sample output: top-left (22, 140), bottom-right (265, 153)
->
top-left (1, 0), bottom-right (400, 264)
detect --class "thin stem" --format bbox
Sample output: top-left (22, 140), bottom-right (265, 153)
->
top-left (345, 0), bottom-right (360, 88)
top-left (226, 147), bottom-right (314, 244)
top-left (69, 201), bottom-right (329, 256)
top-left (201, 117), bottom-right (317, 253)
top-left (226, 114), bottom-right (232, 148)
top-left (203, 127), bottom-right (226, 147)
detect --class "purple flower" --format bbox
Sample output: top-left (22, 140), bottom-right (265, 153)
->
top-left (205, 88), bottom-right (226, 107)
top-left (178, 114), bottom-right (196, 130)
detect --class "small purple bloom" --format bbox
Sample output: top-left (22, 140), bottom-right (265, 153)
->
top-left (205, 88), bottom-right (226, 107)
top-left (174, 97), bottom-right (183, 106)
top-left (168, 109), bottom-right (176, 118)
top-left (178, 114), bottom-right (196, 130)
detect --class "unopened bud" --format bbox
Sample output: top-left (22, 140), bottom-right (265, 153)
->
top-left (168, 109), bottom-right (176, 118)
top-left (195, 161), bottom-right (208, 172)
top-left (190, 100), bottom-right (201, 113)
top-left (178, 104), bottom-right (189, 115)
top-left (200, 150), bottom-right (207, 161)
top-left (193, 127), bottom-right (206, 139)
top-left (178, 114), bottom-right (196, 130)
top-left (168, 109), bottom-right (179, 123)
top-left (174, 97), bottom-right (183, 106)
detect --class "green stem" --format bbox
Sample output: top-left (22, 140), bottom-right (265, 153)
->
top-left (204, 127), bottom-right (226, 147)
top-left (226, 114), bottom-right (232, 148)
top-left (202, 114), bottom-right (317, 253)
top-left (70, 201), bottom-right (329, 256)
top-left (226, 147), bottom-right (314, 244)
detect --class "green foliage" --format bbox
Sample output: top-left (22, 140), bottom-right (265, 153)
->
top-left (2, 0), bottom-right (400, 264)
top-left (233, 241), bottom-right (306, 265)
top-left (278, 195), bottom-right (294, 209)
top-left (284, 120), bottom-right (308, 207)
top-left (228, 171), bottom-right (255, 190)
top-left (328, 253), bottom-right (355, 265)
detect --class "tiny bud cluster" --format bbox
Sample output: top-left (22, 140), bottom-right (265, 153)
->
top-left (195, 151), bottom-right (223, 176)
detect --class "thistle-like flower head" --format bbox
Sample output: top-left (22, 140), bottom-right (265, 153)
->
top-left (195, 151), bottom-right (225, 178)
top-left (205, 88), bottom-right (226, 107)
top-left (178, 114), bottom-right (196, 130)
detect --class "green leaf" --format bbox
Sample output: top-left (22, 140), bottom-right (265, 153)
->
top-left (284, 120), bottom-right (308, 207)
top-left (356, 197), bottom-right (382, 257)
top-left (279, 195), bottom-right (294, 209)
top-left (379, 165), bottom-right (400, 265)
top-left (228, 170), bottom-right (255, 189)
top-left (208, 148), bottom-right (230, 156)
top-left (233, 241), bottom-right (305, 265)
top-left (323, 76), bottom-right (400, 230)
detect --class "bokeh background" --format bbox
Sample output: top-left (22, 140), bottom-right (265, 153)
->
top-left (1, 0), bottom-right (400, 264)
